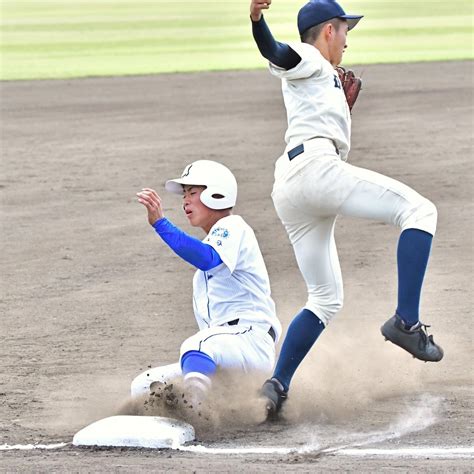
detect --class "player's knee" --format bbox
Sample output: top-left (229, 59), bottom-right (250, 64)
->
top-left (306, 294), bottom-right (343, 326)
top-left (401, 197), bottom-right (437, 236)
top-left (416, 197), bottom-right (437, 226)
top-left (179, 336), bottom-right (199, 358)
top-left (326, 297), bottom-right (344, 321)
top-left (424, 199), bottom-right (437, 227)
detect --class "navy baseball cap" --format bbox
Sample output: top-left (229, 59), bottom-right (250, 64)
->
top-left (298, 0), bottom-right (363, 35)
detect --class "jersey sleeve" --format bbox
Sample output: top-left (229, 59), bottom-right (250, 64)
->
top-left (252, 15), bottom-right (301, 70)
top-left (204, 217), bottom-right (244, 274)
top-left (269, 42), bottom-right (324, 80)
top-left (153, 217), bottom-right (223, 271)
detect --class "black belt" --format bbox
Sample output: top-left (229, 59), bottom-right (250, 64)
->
top-left (288, 143), bottom-right (305, 160)
top-left (227, 319), bottom-right (276, 342)
top-left (287, 140), bottom-right (339, 161)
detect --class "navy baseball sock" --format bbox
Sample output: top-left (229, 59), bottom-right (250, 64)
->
top-left (396, 228), bottom-right (433, 327)
top-left (272, 309), bottom-right (325, 392)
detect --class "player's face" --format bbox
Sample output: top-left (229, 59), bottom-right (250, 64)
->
top-left (329, 20), bottom-right (348, 66)
top-left (182, 185), bottom-right (214, 230)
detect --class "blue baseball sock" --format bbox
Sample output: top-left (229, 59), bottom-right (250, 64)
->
top-left (273, 309), bottom-right (325, 392)
top-left (396, 228), bottom-right (433, 327)
top-left (181, 350), bottom-right (217, 376)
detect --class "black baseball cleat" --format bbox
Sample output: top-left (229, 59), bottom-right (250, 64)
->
top-left (381, 314), bottom-right (444, 362)
top-left (261, 378), bottom-right (288, 420)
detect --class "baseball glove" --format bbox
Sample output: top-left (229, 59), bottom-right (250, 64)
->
top-left (336, 66), bottom-right (362, 112)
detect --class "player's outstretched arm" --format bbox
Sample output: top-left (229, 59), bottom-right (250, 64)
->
top-left (136, 188), bottom-right (222, 271)
top-left (137, 188), bottom-right (164, 225)
top-left (250, 0), bottom-right (301, 70)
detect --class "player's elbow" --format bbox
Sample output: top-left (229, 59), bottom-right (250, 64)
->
top-left (196, 246), bottom-right (223, 271)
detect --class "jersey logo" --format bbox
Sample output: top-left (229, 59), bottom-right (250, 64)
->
top-left (333, 74), bottom-right (342, 89)
top-left (211, 227), bottom-right (229, 239)
top-left (181, 164), bottom-right (193, 177)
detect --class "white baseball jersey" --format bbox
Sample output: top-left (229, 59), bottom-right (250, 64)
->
top-left (192, 214), bottom-right (281, 341)
top-left (130, 214), bottom-right (281, 397)
top-left (269, 42), bottom-right (351, 161)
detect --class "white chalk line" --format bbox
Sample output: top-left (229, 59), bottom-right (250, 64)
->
top-left (3, 443), bottom-right (471, 459)
top-left (176, 445), bottom-right (299, 455)
top-left (0, 443), bottom-right (69, 451)
top-left (1, 442), bottom-right (473, 459)
top-left (337, 447), bottom-right (474, 458)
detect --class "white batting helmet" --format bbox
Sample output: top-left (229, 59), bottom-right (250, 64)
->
top-left (165, 160), bottom-right (237, 210)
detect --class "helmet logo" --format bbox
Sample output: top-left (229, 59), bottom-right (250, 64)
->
top-left (181, 164), bottom-right (193, 177)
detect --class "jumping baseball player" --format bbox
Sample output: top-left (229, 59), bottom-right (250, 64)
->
top-left (249, 0), bottom-right (444, 418)
top-left (131, 160), bottom-right (281, 405)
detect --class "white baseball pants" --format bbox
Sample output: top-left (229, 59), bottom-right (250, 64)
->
top-left (272, 138), bottom-right (437, 326)
top-left (130, 323), bottom-right (275, 398)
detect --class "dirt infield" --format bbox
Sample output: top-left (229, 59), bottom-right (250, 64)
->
top-left (1, 61), bottom-right (472, 471)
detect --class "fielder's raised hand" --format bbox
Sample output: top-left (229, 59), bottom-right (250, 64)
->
top-left (250, 0), bottom-right (271, 22)
top-left (137, 188), bottom-right (164, 226)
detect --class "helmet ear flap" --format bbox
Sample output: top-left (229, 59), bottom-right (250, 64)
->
top-left (200, 186), bottom-right (234, 210)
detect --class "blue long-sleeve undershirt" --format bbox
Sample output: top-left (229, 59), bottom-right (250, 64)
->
top-left (152, 217), bottom-right (223, 271)
top-left (252, 15), bottom-right (301, 70)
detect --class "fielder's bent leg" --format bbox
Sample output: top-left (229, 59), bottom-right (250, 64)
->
top-left (336, 163), bottom-right (443, 360)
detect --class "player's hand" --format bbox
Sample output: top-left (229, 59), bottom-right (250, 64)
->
top-left (250, 0), bottom-right (271, 22)
top-left (136, 188), bottom-right (164, 226)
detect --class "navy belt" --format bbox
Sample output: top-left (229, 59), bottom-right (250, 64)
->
top-left (227, 319), bottom-right (276, 342)
top-left (288, 140), bottom-right (339, 160)
top-left (287, 143), bottom-right (305, 161)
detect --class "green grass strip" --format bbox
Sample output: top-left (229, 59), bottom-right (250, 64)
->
top-left (1, 0), bottom-right (473, 80)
